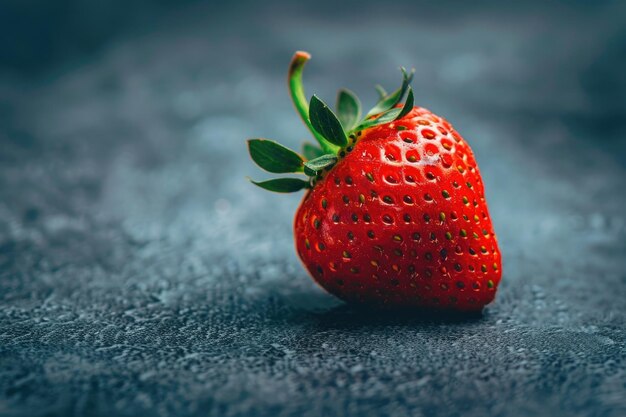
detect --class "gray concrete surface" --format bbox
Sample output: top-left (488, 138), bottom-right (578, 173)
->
top-left (1, 2), bottom-right (625, 416)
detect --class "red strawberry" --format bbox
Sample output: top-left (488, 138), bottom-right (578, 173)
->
top-left (248, 51), bottom-right (501, 311)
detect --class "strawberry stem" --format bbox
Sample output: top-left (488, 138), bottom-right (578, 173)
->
top-left (288, 51), bottom-right (339, 154)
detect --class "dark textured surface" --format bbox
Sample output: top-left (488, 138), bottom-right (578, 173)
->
top-left (1, 2), bottom-right (626, 416)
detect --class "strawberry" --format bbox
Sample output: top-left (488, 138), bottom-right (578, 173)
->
top-left (247, 51), bottom-right (501, 311)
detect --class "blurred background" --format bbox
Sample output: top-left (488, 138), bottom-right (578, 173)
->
top-left (1, 1), bottom-right (625, 417)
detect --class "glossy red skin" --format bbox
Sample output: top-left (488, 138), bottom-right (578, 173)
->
top-left (294, 106), bottom-right (501, 311)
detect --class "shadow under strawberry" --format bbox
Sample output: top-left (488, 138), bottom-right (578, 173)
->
top-left (296, 303), bottom-right (486, 330)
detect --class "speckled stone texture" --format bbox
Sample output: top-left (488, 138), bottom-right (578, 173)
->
top-left (1, 2), bottom-right (625, 417)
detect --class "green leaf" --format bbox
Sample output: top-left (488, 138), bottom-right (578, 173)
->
top-left (336, 89), bottom-right (361, 131)
top-left (303, 154), bottom-right (338, 176)
top-left (377, 108), bottom-right (403, 124)
top-left (248, 139), bottom-right (304, 173)
top-left (365, 67), bottom-right (414, 117)
top-left (351, 87), bottom-right (415, 132)
top-left (249, 178), bottom-right (309, 193)
top-left (309, 95), bottom-right (348, 147)
top-left (394, 87), bottom-right (414, 121)
top-left (375, 85), bottom-right (387, 100)
top-left (354, 107), bottom-right (402, 131)
top-left (302, 142), bottom-right (326, 160)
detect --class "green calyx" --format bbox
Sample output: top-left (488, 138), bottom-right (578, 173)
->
top-left (248, 50), bottom-right (415, 193)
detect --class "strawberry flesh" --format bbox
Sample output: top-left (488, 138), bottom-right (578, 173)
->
top-left (294, 107), bottom-right (501, 311)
